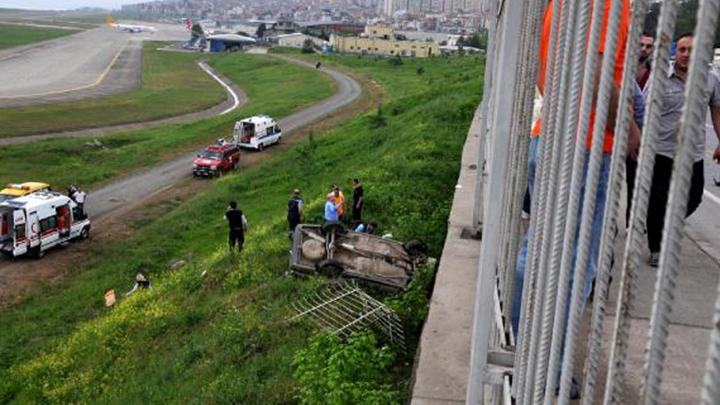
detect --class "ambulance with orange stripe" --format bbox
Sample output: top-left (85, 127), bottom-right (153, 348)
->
top-left (0, 191), bottom-right (90, 258)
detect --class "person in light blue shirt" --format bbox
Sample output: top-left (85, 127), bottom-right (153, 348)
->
top-left (324, 195), bottom-right (340, 224)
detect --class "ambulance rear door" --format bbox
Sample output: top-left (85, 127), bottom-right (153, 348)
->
top-left (13, 209), bottom-right (28, 256)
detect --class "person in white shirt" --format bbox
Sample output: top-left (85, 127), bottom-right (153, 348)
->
top-left (73, 188), bottom-right (87, 218)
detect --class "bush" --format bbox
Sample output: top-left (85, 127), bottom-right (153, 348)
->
top-left (388, 55), bottom-right (403, 66)
top-left (293, 332), bottom-right (400, 405)
top-left (301, 39), bottom-right (315, 54)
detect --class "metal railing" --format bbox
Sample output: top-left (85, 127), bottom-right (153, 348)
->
top-left (467, 0), bottom-right (720, 403)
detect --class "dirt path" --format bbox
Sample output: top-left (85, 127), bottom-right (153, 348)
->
top-left (0, 57), bottom-right (375, 307)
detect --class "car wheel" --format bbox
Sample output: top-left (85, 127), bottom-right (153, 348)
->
top-left (276, 136), bottom-right (281, 145)
top-left (403, 239), bottom-right (428, 259)
top-left (80, 226), bottom-right (90, 240)
top-left (317, 259), bottom-right (344, 277)
top-left (233, 161), bottom-right (239, 170)
top-left (258, 143), bottom-right (264, 151)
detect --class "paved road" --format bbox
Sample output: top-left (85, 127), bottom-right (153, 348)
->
top-left (0, 22), bottom-right (187, 107)
top-left (0, 61), bottom-right (246, 145)
top-left (85, 57), bottom-right (361, 220)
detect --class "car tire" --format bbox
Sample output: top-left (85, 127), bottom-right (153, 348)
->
top-left (276, 136), bottom-right (281, 145)
top-left (317, 259), bottom-right (344, 277)
top-left (403, 239), bottom-right (428, 258)
top-left (258, 143), bottom-right (264, 151)
top-left (80, 226), bottom-right (90, 240)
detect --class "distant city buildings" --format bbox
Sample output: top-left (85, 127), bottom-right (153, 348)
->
top-left (119, 0), bottom-right (488, 34)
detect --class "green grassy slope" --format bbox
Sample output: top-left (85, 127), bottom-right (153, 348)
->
top-left (0, 42), bottom-right (227, 137)
top-left (0, 54), bottom-right (335, 188)
top-left (0, 55), bottom-right (483, 404)
top-left (0, 23), bottom-right (77, 49)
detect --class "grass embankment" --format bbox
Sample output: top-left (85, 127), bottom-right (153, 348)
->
top-left (0, 53), bottom-right (335, 188)
top-left (0, 23), bottom-right (78, 49)
top-left (0, 42), bottom-right (228, 138)
top-left (0, 55), bottom-right (483, 403)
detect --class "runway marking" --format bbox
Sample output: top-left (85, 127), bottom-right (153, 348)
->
top-left (197, 61), bottom-right (240, 115)
top-left (704, 188), bottom-right (720, 207)
top-left (0, 40), bottom-right (128, 99)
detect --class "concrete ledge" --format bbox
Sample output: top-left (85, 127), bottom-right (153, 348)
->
top-left (410, 106), bottom-right (483, 404)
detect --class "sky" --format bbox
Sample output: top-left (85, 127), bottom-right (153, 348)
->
top-left (0, 0), bottom-right (141, 10)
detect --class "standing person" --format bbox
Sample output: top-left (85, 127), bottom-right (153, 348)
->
top-left (225, 201), bottom-right (248, 253)
top-left (645, 32), bottom-right (720, 267)
top-left (625, 82), bottom-right (647, 226)
top-left (626, 32), bottom-right (654, 225)
top-left (73, 187), bottom-right (87, 218)
top-left (328, 185), bottom-right (346, 223)
top-left (351, 178), bottom-right (364, 223)
top-left (637, 31), bottom-right (655, 92)
top-left (287, 189), bottom-right (304, 237)
top-left (67, 184), bottom-right (77, 200)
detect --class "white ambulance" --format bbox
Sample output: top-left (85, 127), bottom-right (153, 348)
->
top-left (0, 191), bottom-right (91, 258)
top-left (232, 115), bottom-right (282, 151)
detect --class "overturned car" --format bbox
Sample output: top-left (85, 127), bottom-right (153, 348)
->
top-left (289, 224), bottom-right (428, 291)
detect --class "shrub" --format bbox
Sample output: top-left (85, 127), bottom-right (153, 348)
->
top-left (293, 332), bottom-right (400, 405)
top-left (388, 55), bottom-right (403, 66)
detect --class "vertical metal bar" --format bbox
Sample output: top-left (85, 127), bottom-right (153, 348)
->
top-left (542, 0), bottom-right (606, 401)
top-left (533, 0), bottom-right (591, 400)
top-left (700, 281), bottom-right (720, 405)
top-left (603, 1), bottom-right (680, 402)
top-left (581, 0), bottom-right (647, 401)
top-left (513, 0), bottom-right (560, 398)
top-left (558, 0), bottom-right (625, 400)
top-left (525, 0), bottom-right (579, 401)
top-left (473, 0), bottom-right (499, 231)
top-left (515, 1), bottom-right (563, 401)
top-left (501, 0), bottom-right (544, 333)
top-left (466, 1), bottom-right (525, 402)
top-left (640, 0), bottom-right (720, 402)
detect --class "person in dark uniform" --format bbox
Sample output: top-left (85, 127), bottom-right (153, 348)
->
top-left (287, 189), bottom-right (304, 238)
top-left (351, 178), bottom-right (364, 223)
top-left (225, 201), bottom-right (247, 253)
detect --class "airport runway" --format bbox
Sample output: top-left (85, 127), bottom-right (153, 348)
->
top-left (0, 21), bottom-right (188, 107)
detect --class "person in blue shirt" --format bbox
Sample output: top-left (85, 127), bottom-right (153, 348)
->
top-left (324, 195), bottom-right (340, 224)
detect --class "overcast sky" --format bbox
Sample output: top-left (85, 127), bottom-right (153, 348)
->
top-left (0, 0), bottom-right (141, 10)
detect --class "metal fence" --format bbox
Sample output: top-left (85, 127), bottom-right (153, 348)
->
top-left (466, 0), bottom-right (720, 403)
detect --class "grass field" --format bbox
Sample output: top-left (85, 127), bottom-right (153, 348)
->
top-left (0, 42), bottom-right (228, 138)
top-left (0, 53), bottom-right (336, 188)
top-left (0, 55), bottom-right (483, 403)
top-left (0, 23), bottom-right (78, 49)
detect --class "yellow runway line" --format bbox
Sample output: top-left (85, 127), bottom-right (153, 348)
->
top-left (0, 40), bottom-right (128, 99)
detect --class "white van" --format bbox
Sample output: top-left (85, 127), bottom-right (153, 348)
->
top-left (232, 115), bottom-right (282, 151)
top-left (0, 191), bottom-right (90, 258)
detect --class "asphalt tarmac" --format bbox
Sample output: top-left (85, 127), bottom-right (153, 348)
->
top-left (0, 22), bottom-right (188, 107)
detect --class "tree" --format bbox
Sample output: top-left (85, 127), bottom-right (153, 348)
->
top-left (645, 1), bottom-right (720, 47)
top-left (301, 38), bottom-right (315, 54)
top-left (191, 23), bottom-right (204, 37)
top-left (256, 23), bottom-right (266, 38)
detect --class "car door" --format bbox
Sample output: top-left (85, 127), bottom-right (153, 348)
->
top-left (13, 209), bottom-right (28, 256)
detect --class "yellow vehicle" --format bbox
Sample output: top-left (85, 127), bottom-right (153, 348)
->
top-left (0, 182), bottom-right (51, 202)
